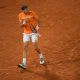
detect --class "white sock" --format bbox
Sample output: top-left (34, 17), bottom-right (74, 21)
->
top-left (39, 53), bottom-right (44, 58)
top-left (22, 58), bottom-right (26, 65)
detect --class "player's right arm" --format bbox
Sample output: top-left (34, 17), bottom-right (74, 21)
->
top-left (18, 13), bottom-right (27, 28)
top-left (20, 19), bottom-right (27, 27)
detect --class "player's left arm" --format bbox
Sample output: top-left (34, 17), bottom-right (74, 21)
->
top-left (36, 16), bottom-right (40, 31)
top-left (32, 11), bottom-right (41, 30)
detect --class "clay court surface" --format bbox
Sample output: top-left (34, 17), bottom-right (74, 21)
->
top-left (0, 0), bottom-right (80, 80)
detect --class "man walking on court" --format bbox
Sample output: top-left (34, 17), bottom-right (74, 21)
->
top-left (18, 5), bottom-right (44, 69)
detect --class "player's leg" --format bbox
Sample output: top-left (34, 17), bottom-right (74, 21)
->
top-left (32, 33), bottom-right (44, 64)
top-left (23, 41), bottom-right (29, 65)
top-left (18, 34), bottom-right (30, 69)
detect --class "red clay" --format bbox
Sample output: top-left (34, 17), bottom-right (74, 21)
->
top-left (0, 0), bottom-right (80, 80)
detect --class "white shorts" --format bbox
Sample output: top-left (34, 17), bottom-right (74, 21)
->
top-left (23, 33), bottom-right (39, 43)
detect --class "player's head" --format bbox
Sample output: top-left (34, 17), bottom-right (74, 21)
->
top-left (21, 5), bottom-right (29, 13)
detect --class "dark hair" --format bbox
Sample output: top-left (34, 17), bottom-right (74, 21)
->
top-left (21, 5), bottom-right (28, 10)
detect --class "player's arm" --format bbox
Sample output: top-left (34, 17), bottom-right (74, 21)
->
top-left (20, 19), bottom-right (27, 28)
top-left (18, 14), bottom-right (27, 28)
top-left (29, 16), bottom-right (40, 33)
top-left (29, 17), bottom-right (40, 33)
top-left (36, 17), bottom-right (40, 30)
top-left (32, 11), bottom-right (40, 30)
top-left (33, 15), bottom-right (40, 30)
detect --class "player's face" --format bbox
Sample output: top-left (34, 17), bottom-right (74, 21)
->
top-left (23, 8), bottom-right (29, 14)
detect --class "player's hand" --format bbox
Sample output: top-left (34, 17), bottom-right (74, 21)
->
top-left (20, 19), bottom-right (27, 27)
top-left (22, 19), bottom-right (27, 25)
top-left (36, 24), bottom-right (40, 31)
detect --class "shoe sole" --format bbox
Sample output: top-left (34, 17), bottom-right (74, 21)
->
top-left (40, 62), bottom-right (44, 65)
top-left (17, 64), bottom-right (26, 70)
top-left (40, 60), bottom-right (44, 65)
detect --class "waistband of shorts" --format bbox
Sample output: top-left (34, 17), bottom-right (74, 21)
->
top-left (23, 33), bottom-right (37, 35)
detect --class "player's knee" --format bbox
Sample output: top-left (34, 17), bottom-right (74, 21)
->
top-left (23, 45), bottom-right (26, 50)
top-left (34, 47), bottom-right (38, 51)
top-left (35, 47), bottom-right (40, 52)
top-left (23, 43), bottom-right (29, 49)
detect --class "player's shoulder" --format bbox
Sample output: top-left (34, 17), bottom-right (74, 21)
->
top-left (29, 11), bottom-right (36, 14)
top-left (29, 11), bottom-right (37, 16)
